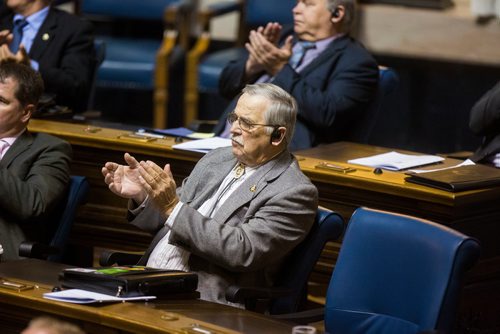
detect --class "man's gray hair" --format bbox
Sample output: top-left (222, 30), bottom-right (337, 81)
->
top-left (327, 0), bottom-right (357, 33)
top-left (242, 83), bottom-right (297, 145)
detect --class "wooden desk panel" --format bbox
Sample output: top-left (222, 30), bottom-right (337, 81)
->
top-left (0, 260), bottom-right (295, 334)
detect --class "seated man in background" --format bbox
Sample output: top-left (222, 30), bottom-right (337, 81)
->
top-left (0, 60), bottom-right (72, 260)
top-left (0, 0), bottom-right (95, 113)
top-left (470, 81), bottom-right (500, 167)
top-left (215, 0), bottom-right (379, 150)
top-left (102, 83), bottom-right (318, 306)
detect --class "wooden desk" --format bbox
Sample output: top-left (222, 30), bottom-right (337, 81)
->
top-left (295, 142), bottom-right (500, 278)
top-left (0, 259), bottom-right (296, 334)
top-left (28, 119), bottom-right (500, 269)
top-left (28, 120), bottom-right (500, 328)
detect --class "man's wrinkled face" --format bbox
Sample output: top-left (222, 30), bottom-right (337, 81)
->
top-left (293, 0), bottom-right (335, 41)
top-left (229, 93), bottom-right (276, 167)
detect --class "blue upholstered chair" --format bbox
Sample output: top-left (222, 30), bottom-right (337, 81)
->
top-left (99, 207), bottom-right (344, 314)
top-left (81, 0), bottom-right (193, 128)
top-left (317, 207), bottom-right (480, 334)
top-left (19, 176), bottom-right (90, 262)
top-left (184, 0), bottom-right (296, 126)
top-left (348, 66), bottom-right (400, 144)
top-left (87, 39), bottom-right (106, 111)
top-left (225, 208), bottom-right (344, 314)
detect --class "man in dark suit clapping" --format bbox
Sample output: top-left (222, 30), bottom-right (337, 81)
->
top-left (0, 0), bottom-right (94, 113)
top-left (216, 0), bottom-right (379, 150)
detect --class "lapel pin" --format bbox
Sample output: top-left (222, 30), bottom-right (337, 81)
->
top-left (250, 185), bottom-right (256, 192)
top-left (42, 33), bottom-right (49, 41)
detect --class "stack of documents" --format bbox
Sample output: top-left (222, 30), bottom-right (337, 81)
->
top-left (173, 137), bottom-right (232, 154)
top-left (348, 151), bottom-right (444, 171)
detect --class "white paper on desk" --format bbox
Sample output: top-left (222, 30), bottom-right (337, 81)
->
top-left (348, 151), bottom-right (444, 171)
top-left (43, 289), bottom-right (156, 304)
top-left (408, 159), bottom-right (475, 174)
top-left (172, 137), bottom-right (231, 153)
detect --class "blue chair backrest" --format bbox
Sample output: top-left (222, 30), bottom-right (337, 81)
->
top-left (246, 0), bottom-right (295, 27)
top-left (349, 66), bottom-right (399, 144)
top-left (325, 207), bottom-right (480, 334)
top-left (87, 39), bottom-right (106, 110)
top-left (48, 176), bottom-right (89, 262)
top-left (82, 0), bottom-right (175, 21)
top-left (271, 208), bottom-right (344, 314)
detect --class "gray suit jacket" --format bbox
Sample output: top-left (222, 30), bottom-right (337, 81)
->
top-left (0, 131), bottom-right (72, 260)
top-left (130, 147), bottom-right (318, 305)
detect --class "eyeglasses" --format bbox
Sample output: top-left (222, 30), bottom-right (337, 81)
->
top-left (227, 112), bottom-right (279, 132)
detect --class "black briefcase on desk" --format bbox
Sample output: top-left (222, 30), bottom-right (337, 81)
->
top-left (59, 266), bottom-right (199, 298)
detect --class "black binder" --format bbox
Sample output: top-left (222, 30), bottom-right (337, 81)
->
top-left (59, 266), bottom-right (198, 298)
top-left (405, 164), bottom-right (500, 192)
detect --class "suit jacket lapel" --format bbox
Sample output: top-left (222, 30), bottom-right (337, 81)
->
top-left (185, 155), bottom-right (236, 209)
top-left (213, 151), bottom-right (293, 223)
top-left (29, 8), bottom-right (57, 60)
top-left (0, 131), bottom-right (33, 168)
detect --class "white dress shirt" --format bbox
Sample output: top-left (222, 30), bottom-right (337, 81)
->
top-left (146, 163), bottom-right (257, 271)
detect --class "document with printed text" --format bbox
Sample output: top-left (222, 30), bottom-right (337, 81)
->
top-left (348, 151), bottom-right (444, 171)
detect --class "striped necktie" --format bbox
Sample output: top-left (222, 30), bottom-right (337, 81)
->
top-left (206, 163), bottom-right (246, 217)
top-left (289, 41), bottom-right (316, 69)
top-left (10, 18), bottom-right (28, 53)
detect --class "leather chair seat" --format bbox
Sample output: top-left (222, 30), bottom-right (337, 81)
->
top-left (198, 48), bottom-right (246, 93)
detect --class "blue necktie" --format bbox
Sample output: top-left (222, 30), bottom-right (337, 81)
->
top-left (10, 18), bottom-right (28, 53)
top-left (289, 41), bottom-right (316, 69)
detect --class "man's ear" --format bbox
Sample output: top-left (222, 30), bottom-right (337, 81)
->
top-left (21, 104), bottom-right (34, 123)
top-left (331, 5), bottom-right (345, 23)
top-left (270, 127), bottom-right (287, 146)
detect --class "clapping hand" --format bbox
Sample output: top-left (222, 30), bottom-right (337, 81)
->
top-left (137, 161), bottom-right (179, 216)
top-left (0, 43), bottom-right (31, 65)
top-left (245, 22), bottom-right (293, 77)
top-left (0, 30), bottom-right (12, 45)
top-left (102, 153), bottom-right (146, 203)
